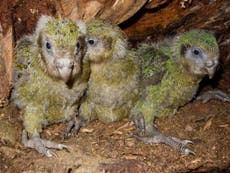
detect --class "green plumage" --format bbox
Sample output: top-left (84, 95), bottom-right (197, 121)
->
top-left (44, 20), bottom-right (79, 48)
top-left (79, 19), bottom-right (141, 123)
top-left (132, 29), bottom-right (219, 129)
top-left (12, 16), bottom-right (90, 136)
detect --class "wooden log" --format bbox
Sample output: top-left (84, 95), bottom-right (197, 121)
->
top-left (0, 0), bottom-right (16, 106)
top-left (96, 0), bottom-right (147, 24)
top-left (0, 0), bottom-right (14, 106)
top-left (57, 0), bottom-right (148, 24)
top-left (145, 0), bottom-right (171, 9)
top-left (12, 0), bottom-right (56, 41)
top-left (121, 0), bottom-right (230, 42)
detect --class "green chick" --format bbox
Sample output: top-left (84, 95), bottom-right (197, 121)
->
top-left (11, 15), bottom-right (90, 157)
top-left (79, 18), bottom-right (141, 124)
top-left (131, 29), bottom-right (221, 154)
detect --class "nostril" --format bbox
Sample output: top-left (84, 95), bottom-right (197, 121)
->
top-left (69, 61), bottom-right (74, 68)
top-left (56, 62), bottom-right (63, 68)
top-left (205, 61), bottom-right (215, 68)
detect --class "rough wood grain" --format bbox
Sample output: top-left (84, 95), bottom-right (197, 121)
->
top-left (145, 0), bottom-right (170, 9)
top-left (96, 0), bottom-right (147, 24)
top-left (57, 0), bottom-right (148, 24)
top-left (122, 0), bottom-right (230, 42)
top-left (0, 0), bottom-right (15, 106)
top-left (0, 24), bottom-right (13, 107)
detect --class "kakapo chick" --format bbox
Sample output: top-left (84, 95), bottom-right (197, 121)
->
top-left (131, 29), bottom-right (226, 154)
top-left (79, 19), bottom-right (141, 124)
top-left (11, 15), bottom-right (90, 157)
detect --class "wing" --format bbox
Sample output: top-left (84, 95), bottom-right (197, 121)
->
top-left (13, 35), bottom-right (36, 85)
top-left (138, 43), bottom-right (170, 86)
top-left (14, 35), bottom-right (35, 69)
top-left (11, 35), bottom-right (37, 107)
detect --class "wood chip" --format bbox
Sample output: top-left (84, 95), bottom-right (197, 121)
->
top-left (185, 124), bottom-right (193, 132)
top-left (112, 131), bottom-right (123, 135)
top-left (190, 158), bottom-right (201, 164)
top-left (203, 117), bottom-right (213, 131)
top-left (80, 128), bottom-right (94, 133)
top-left (218, 124), bottom-right (229, 128)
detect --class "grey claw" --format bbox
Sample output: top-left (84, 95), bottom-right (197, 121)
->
top-left (22, 129), bottom-right (28, 144)
top-left (45, 144), bottom-right (70, 157)
top-left (169, 137), bottom-right (194, 154)
top-left (58, 144), bottom-right (71, 152)
top-left (183, 148), bottom-right (195, 155)
top-left (64, 120), bottom-right (75, 138)
top-left (171, 137), bottom-right (193, 145)
top-left (196, 96), bottom-right (209, 103)
top-left (57, 144), bottom-right (68, 149)
top-left (46, 150), bottom-right (57, 158)
top-left (65, 117), bottom-right (85, 138)
top-left (184, 140), bottom-right (193, 145)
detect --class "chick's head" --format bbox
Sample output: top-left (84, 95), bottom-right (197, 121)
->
top-left (85, 18), bottom-right (128, 63)
top-left (174, 29), bottom-right (219, 79)
top-left (35, 15), bottom-right (87, 84)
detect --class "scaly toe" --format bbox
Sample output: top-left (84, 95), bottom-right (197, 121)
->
top-left (171, 137), bottom-right (193, 146)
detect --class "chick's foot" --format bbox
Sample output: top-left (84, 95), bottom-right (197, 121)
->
top-left (133, 125), bottom-right (194, 155)
top-left (64, 116), bottom-right (87, 138)
top-left (22, 130), bottom-right (69, 157)
top-left (196, 90), bottom-right (230, 103)
top-left (130, 113), bottom-right (145, 135)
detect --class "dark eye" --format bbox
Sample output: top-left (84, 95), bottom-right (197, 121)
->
top-left (193, 49), bottom-right (201, 56)
top-left (88, 39), bottom-right (95, 45)
top-left (76, 42), bottom-right (81, 49)
top-left (46, 42), bottom-right (52, 50)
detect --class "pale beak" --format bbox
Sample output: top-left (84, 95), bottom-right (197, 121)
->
top-left (205, 60), bottom-right (218, 79)
top-left (207, 69), bottom-right (215, 79)
top-left (58, 66), bottom-right (73, 82)
top-left (56, 59), bottom-right (74, 83)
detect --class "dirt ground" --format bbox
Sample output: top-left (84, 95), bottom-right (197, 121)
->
top-left (0, 77), bottom-right (230, 173)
